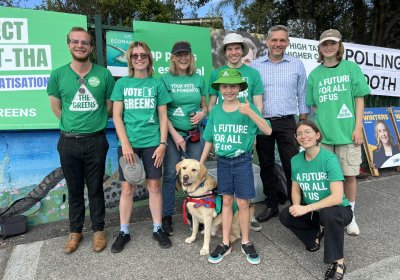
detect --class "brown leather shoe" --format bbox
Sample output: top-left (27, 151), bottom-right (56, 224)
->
top-left (93, 231), bottom-right (107, 252)
top-left (64, 233), bottom-right (83, 254)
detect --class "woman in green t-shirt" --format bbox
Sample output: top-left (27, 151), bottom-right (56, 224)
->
top-left (110, 41), bottom-right (172, 253)
top-left (279, 120), bottom-right (353, 280)
top-left (160, 41), bottom-right (208, 236)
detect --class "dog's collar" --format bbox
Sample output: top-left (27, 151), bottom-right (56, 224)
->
top-left (183, 180), bottom-right (207, 196)
top-left (185, 190), bottom-right (216, 199)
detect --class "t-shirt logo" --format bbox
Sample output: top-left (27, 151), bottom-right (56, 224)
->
top-left (223, 71), bottom-right (229, 76)
top-left (148, 115), bottom-right (155, 123)
top-left (143, 87), bottom-right (154, 97)
top-left (337, 104), bottom-right (353, 119)
top-left (69, 85), bottom-right (98, 111)
top-left (173, 107), bottom-right (185, 116)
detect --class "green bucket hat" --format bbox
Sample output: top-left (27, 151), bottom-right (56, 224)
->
top-left (211, 68), bottom-right (248, 91)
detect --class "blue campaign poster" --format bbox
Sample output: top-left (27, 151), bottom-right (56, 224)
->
top-left (363, 108), bottom-right (400, 169)
top-left (392, 107), bottom-right (400, 142)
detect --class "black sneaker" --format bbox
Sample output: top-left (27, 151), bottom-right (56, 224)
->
top-left (153, 228), bottom-right (172, 249)
top-left (241, 242), bottom-right (260, 265)
top-left (162, 215), bottom-right (174, 236)
top-left (208, 243), bottom-right (232, 264)
top-left (111, 231), bottom-right (131, 253)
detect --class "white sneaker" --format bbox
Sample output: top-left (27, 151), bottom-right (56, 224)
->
top-left (346, 216), bottom-right (360, 236)
top-left (250, 217), bottom-right (262, 232)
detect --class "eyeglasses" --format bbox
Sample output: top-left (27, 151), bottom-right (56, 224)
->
top-left (68, 39), bottom-right (92, 46)
top-left (130, 53), bottom-right (149, 60)
top-left (78, 78), bottom-right (86, 94)
top-left (295, 129), bottom-right (314, 138)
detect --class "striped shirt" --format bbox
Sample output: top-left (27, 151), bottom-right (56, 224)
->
top-left (251, 53), bottom-right (308, 118)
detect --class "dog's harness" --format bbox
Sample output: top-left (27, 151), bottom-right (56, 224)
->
top-left (182, 180), bottom-right (217, 224)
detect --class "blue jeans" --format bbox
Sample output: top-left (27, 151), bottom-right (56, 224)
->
top-left (162, 134), bottom-right (204, 216)
top-left (217, 152), bottom-right (255, 199)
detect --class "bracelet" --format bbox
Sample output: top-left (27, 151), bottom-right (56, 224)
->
top-left (160, 141), bottom-right (167, 145)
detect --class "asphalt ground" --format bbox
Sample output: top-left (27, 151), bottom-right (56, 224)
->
top-left (1, 168), bottom-right (399, 280)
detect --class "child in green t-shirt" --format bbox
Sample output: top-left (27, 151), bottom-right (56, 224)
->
top-left (200, 68), bottom-right (272, 265)
top-left (306, 29), bottom-right (370, 237)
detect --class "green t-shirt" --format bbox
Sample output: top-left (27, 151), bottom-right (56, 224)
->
top-left (203, 102), bottom-right (264, 158)
top-left (110, 76), bottom-right (171, 148)
top-left (306, 60), bottom-right (370, 144)
top-left (291, 148), bottom-right (349, 207)
top-left (47, 64), bottom-right (115, 133)
top-left (161, 73), bottom-right (206, 132)
top-left (208, 64), bottom-right (263, 104)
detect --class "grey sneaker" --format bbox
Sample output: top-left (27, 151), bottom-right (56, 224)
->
top-left (250, 217), bottom-right (262, 232)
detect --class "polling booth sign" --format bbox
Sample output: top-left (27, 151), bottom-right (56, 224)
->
top-left (0, 7), bottom-right (87, 130)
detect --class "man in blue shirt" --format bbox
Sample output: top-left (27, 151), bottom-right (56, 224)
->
top-left (251, 25), bottom-right (308, 222)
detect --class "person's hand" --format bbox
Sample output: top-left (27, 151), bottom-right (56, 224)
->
top-left (239, 98), bottom-right (252, 116)
top-left (289, 204), bottom-right (310, 217)
top-left (190, 111), bottom-right (205, 125)
top-left (152, 144), bottom-right (166, 168)
top-left (352, 127), bottom-right (363, 146)
top-left (121, 143), bottom-right (136, 165)
top-left (172, 133), bottom-right (186, 151)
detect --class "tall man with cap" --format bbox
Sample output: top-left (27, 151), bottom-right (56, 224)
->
top-left (251, 25), bottom-right (308, 223)
top-left (47, 26), bottom-right (115, 254)
top-left (208, 32), bottom-right (264, 231)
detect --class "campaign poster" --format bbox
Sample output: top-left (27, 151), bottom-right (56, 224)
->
top-left (363, 107), bottom-right (400, 169)
top-left (131, 21), bottom-right (213, 82)
top-left (106, 30), bottom-right (133, 77)
top-left (392, 106), bottom-right (400, 144)
top-left (0, 7), bottom-right (87, 130)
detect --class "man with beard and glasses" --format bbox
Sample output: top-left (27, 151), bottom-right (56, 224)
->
top-left (47, 27), bottom-right (115, 254)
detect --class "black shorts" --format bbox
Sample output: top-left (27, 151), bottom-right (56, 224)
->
top-left (117, 145), bottom-right (162, 182)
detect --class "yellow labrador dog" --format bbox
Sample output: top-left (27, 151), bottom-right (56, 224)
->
top-left (176, 159), bottom-right (241, 256)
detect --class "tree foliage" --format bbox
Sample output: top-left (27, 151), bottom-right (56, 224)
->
top-left (35, 0), bottom-right (184, 26)
top-left (212, 0), bottom-right (399, 48)
top-left (0, 0), bottom-right (15, 6)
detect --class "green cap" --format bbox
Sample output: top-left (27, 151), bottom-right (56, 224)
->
top-left (211, 68), bottom-right (248, 91)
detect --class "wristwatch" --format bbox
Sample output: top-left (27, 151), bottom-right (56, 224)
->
top-left (160, 142), bottom-right (167, 145)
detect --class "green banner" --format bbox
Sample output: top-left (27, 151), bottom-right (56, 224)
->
top-left (132, 21), bottom-right (213, 82)
top-left (0, 7), bottom-right (86, 130)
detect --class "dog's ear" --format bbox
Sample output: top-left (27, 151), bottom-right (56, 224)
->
top-left (176, 160), bottom-right (183, 175)
top-left (199, 162), bottom-right (207, 182)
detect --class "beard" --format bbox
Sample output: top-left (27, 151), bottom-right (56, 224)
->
top-left (70, 50), bottom-right (91, 63)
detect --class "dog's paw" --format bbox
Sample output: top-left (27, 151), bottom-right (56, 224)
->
top-left (200, 247), bottom-right (209, 255)
top-left (185, 237), bottom-right (196, 243)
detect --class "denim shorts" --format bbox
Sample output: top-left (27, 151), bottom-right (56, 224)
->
top-left (118, 146), bottom-right (162, 181)
top-left (216, 152), bottom-right (255, 199)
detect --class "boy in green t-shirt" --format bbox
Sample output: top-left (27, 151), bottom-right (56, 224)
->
top-left (200, 68), bottom-right (272, 265)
